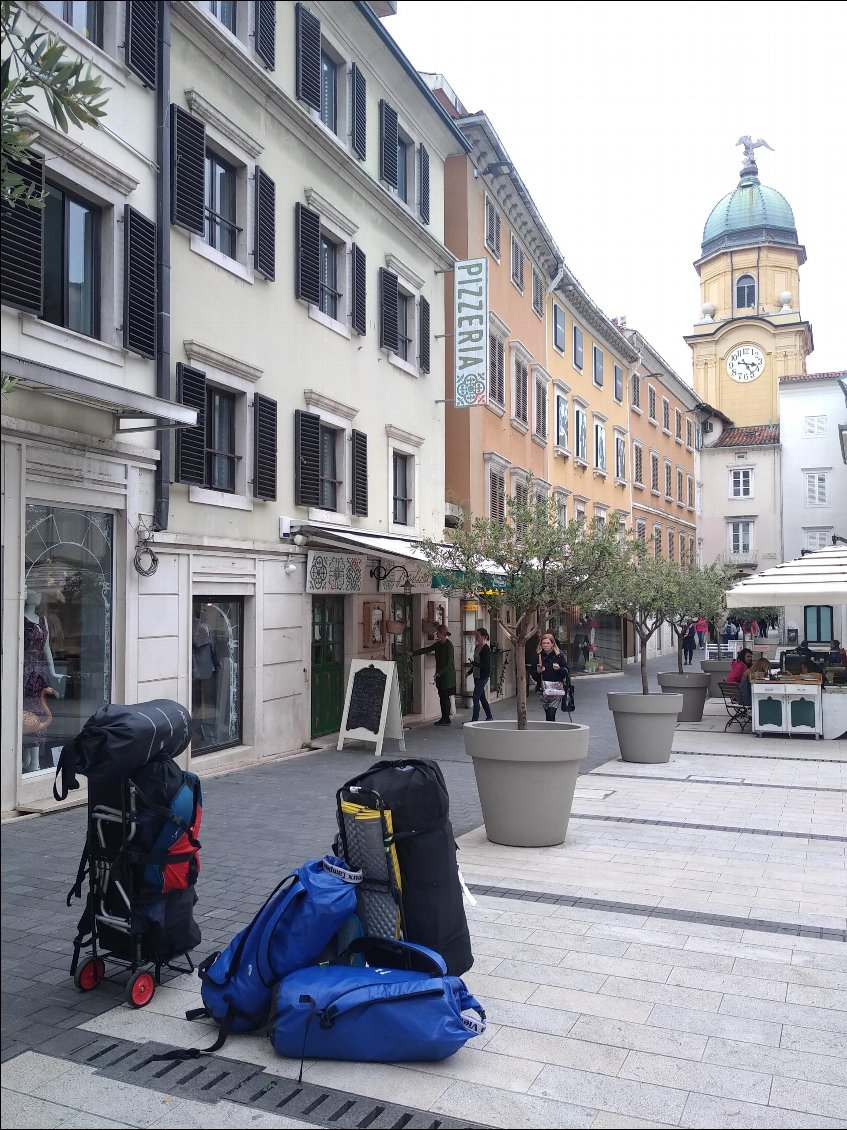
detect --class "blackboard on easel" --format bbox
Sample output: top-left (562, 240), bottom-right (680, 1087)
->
top-left (336, 659), bottom-right (406, 757)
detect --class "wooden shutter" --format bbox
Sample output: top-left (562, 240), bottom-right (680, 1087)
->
top-left (295, 203), bottom-right (320, 305)
top-left (418, 295), bottom-right (430, 374)
top-left (175, 363), bottom-right (207, 485)
top-left (295, 409), bottom-right (321, 506)
top-left (125, 1), bottom-right (158, 87)
top-left (351, 429), bottom-right (368, 516)
top-left (170, 105), bottom-right (205, 235)
top-left (419, 144), bottom-right (430, 223)
top-left (351, 243), bottom-right (367, 336)
top-left (123, 205), bottom-right (157, 359)
top-left (253, 393), bottom-right (277, 500)
top-left (351, 63), bottom-right (367, 160)
top-left (254, 0), bottom-right (276, 69)
top-left (379, 100), bottom-right (398, 188)
top-left (253, 166), bottom-right (276, 281)
top-left (295, 3), bottom-right (321, 111)
top-left (0, 155), bottom-right (44, 314)
top-left (379, 268), bottom-right (398, 353)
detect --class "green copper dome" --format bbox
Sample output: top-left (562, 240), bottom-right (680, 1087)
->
top-left (702, 174), bottom-right (798, 255)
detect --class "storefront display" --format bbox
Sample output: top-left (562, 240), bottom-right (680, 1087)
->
top-left (191, 597), bottom-right (243, 753)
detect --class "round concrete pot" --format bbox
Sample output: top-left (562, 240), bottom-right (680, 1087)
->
top-left (607, 692), bottom-right (682, 764)
top-left (463, 720), bottom-right (589, 847)
top-left (657, 671), bottom-right (711, 722)
top-left (701, 660), bottom-right (733, 699)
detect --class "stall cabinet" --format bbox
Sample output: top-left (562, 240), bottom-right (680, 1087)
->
top-left (752, 681), bottom-right (823, 738)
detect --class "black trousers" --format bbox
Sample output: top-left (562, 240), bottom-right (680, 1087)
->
top-left (437, 685), bottom-right (454, 723)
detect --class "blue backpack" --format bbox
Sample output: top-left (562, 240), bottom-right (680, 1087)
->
top-left (177, 856), bottom-right (360, 1057)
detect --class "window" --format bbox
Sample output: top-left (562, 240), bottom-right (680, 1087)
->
top-left (664, 460), bottom-right (672, 498)
top-left (730, 468), bottom-right (752, 498)
top-left (675, 408), bottom-right (683, 440)
top-left (320, 49), bottom-right (338, 132)
top-left (805, 415), bottom-right (827, 436)
top-left (555, 392), bottom-right (569, 449)
top-left (532, 268), bottom-right (544, 317)
top-left (614, 364), bottom-right (623, 402)
top-left (662, 398), bottom-right (670, 432)
top-left (736, 274), bottom-right (756, 308)
top-left (805, 472), bottom-right (829, 506)
top-left (804, 605), bottom-right (833, 644)
top-left (648, 386), bottom-right (657, 421)
top-left (392, 452), bottom-right (413, 525)
top-left (804, 528), bottom-right (831, 551)
top-left (631, 372), bottom-right (641, 409)
top-left (43, 182), bottom-right (100, 339)
top-left (654, 525), bottom-right (662, 558)
top-left (553, 304), bottom-right (566, 352)
top-left (204, 151), bottom-right (238, 259)
top-left (514, 356), bottom-right (529, 425)
top-left (319, 424), bottom-right (341, 510)
top-left (485, 196), bottom-right (501, 257)
top-left (191, 596), bottom-right (243, 754)
top-left (555, 492), bottom-right (568, 528)
top-left (594, 421), bottom-right (606, 472)
top-left (636, 519), bottom-right (647, 542)
top-left (679, 532), bottom-right (686, 565)
top-left (534, 376), bottom-right (547, 440)
top-left (677, 467), bottom-right (684, 503)
top-left (42, 1), bottom-right (103, 44)
top-left (573, 325), bottom-right (584, 370)
top-left (729, 520), bottom-right (753, 556)
top-left (593, 345), bottom-right (604, 387)
top-left (396, 131), bottom-right (410, 204)
top-left (574, 405), bottom-right (588, 462)
top-left (206, 387), bottom-right (238, 492)
top-left (510, 235), bottom-right (525, 291)
top-left (633, 442), bottom-right (643, 485)
top-left (615, 434), bottom-right (626, 481)
top-left (514, 479), bottom-right (529, 509)
top-left (396, 291), bottom-right (412, 362)
top-left (687, 474), bottom-right (695, 508)
top-left (489, 467), bottom-right (505, 522)
top-left (650, 452), bottom-right (660, 493)
top-left (595, 508), bottom-right (607, 527)
top-left (668, 530), bottom-right (675, 562)
top-left (319, 234), bottom-right (340, 320)
top-left (689, 536), bottom-right (695, 566)
top-left (488, 334), bottom-right (505, 405)
top-left (686, 418), bottom-right (694, 449)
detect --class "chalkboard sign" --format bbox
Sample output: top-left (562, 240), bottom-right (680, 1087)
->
top-left (337, 659), bottom-right (405, 757)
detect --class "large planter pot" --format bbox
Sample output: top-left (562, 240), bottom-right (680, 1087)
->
top-left (607, 692), bottom-right (682, 764)
top-left (463, 720), bottom-right (589, 847)
top-left (657, 671), bottom-right (712, 722)
top-left (701, 660), bottom-right (733, 699)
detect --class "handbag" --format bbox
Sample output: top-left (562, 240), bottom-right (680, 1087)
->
top-left (542, 680), bottom-right (566, 697)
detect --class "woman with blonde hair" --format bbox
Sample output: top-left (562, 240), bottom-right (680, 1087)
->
top-left (536, 632), bottom-right (569, 722)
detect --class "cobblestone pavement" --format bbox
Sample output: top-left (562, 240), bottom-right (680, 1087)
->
top-left (3, 654), bottom-right (846, 1128)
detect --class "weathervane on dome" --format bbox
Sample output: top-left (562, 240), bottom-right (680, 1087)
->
top-left (736, 135), bottom-right (774, 177)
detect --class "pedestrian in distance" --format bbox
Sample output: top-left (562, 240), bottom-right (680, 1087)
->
top-left (695, 615), bottom-right (708, 650)
top-left (413, 625), bottom-right (456, 726)
top-left (465, 627), bottom-right (494, 723)
top-left (536, 632), bottom-right (569, 722)
top-left (682, 621), bottom-right (697, 666)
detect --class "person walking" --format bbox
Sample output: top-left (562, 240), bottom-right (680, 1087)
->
top-left (466, 627), bottom-right (494, 722)
top-left (695, 615), bottom-right (708, 650)
top-left (413, 624), bottom-right (456, 726)
top-left (536, 632), bottom-right (569, 722)
top-left (682, 621), bottom-right (697, 666)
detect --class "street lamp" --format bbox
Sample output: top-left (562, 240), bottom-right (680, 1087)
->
top-left (370, 562), bottom-right (412, 594)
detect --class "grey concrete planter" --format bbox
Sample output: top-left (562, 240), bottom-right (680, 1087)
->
top-left (463, 720), bottom-right (589, 847)
top-left (607, 692), bottom-right (682, 764)
top-left (701, 660), bottom-right (733, 699)
top-left (657, 671), bottom-right (712, 722)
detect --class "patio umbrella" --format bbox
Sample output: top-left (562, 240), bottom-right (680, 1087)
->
top-left (725, 545), bottom-right (847, 607)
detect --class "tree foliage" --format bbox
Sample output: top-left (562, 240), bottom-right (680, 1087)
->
top-left (664, 561), bottom-right (738, 673)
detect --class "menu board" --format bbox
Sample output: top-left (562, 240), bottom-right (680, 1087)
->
top-left (337, 660), bottom-right (405, 757)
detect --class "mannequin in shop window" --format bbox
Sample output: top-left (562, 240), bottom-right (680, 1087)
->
top-left (22, 586), bottom-right (66, 773)
top-left (192, 611), bottom-right (220, 744)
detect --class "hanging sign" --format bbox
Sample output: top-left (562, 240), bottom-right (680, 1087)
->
top-left (337, 659), bottom-right (406, 757)
top-left (306, 551), bottom-right (365, 594)
top-left (453, 258), bottom-right (489, 407)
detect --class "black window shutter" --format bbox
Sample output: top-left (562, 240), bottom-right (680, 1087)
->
top-left (176, 363), bottom-right (207, 485)
top-left (351, 63), bottom-right (367, 160)
top-left (351, 243), bottom-right (367, 336)
top-left (295, 202), bottom-right (320, 305)
top-left (253, 393), bottom-right (278, 500)
top-left (379, 100), bottom-right (398, 188)
top-left (379, 268), bottom-right (398, 353)
top-left (0, 155), bottom-right (44, 315)
top-left (125, 1), bottom-right (158, 88)
top-left (295, 3), bottom-right (321, 111)
top-left (419, 295), bottom-right (430, 374)
top-left (123, 205), bottom-right (157, 359)
top-left (295, 409), bottom-right (321, 507)
top-left (351, 429), bottom-right (368, 516)
top-left (419, 144), bottom-right (430, 224)
top-left (254, 166), bottom-right (276, 281)
top-left (170, 105), bottom-right (205, 235)
top-left (254, 0), bottom-right (276, 69)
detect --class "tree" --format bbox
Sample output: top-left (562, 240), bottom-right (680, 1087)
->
top-left (420, 500), bottom-right (621, 729)
top-left (1, 0), bottom-right (108, 207)
top-left (665, 561), bottom-right (738, 674)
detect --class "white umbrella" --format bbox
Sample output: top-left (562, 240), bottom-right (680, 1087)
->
top-left (725, 545), bottom-right (847, 607)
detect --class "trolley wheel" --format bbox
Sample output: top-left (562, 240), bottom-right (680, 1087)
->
top-left (126, 970), bottom-right (156, 1008)
top-left (74, 957), bottom-right (105, 992)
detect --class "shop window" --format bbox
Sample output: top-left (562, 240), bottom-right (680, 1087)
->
top-left (191, 597), bottom-right (243, 752)
top-left (804, 605), bottom-right (832, 644)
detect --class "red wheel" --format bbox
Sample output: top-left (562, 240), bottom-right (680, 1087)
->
top-left (126, 970), bottom-right (156, 1008)
top-left (74, 957), bottom-right (105, 992)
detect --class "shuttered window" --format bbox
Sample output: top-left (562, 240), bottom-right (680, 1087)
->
top-left (171, 105), bottom-right (205, 235)
top-left (665, 460), bottom-right (673, 498)
top-left (123, 205), bottom-right (157, 359)
top-left (675, 407), bottom-right (683, 439)
top-left (488, 335), bottom-right (505, 405)
top-left (351, 63), bottom-right (367, 160)
top-left (686, 418), bottom-right (694, 447)
top-left (419, 144), bottom-right (430, 224)
top-left (677, 467), bottom-right (684, 503)
top-left (510, 235), bottom-right (524, 291)
top-left (379, 99), bottom-right (399, 188)
top-left (295, 3), bottom-right (321, 111)
top-left (254, 0), bottom-right (276, 69)
top-left (532, 268), bottom-right (543, 316)
top-left (805, 472), bottom-right (829, 505)
top-left (392, 451), bottom-right (412, 525)
top-left (352, 429), bottom-right (368, 516)
top-left (351, 243), bottom-right (367, 336)
top-left (379, 268), bottom-right (399, 353)
top-left (633, 442), bottom-right (643, 485)
top-left (295, 202), bottom-right (321, 305)
top-left (176, 363), bottom-right (208, 486)
top-left (651, 452), bottom-right (659, 492)
top-left (534, 377), bottom-right (547, 440)
top-left (485, 196), bottom-right (501, 257)
top-left (489, 469), bottom-right (505, 522)
top-left (662, 398), bottom-right (670, 431)
top-left (648, 386), bottom-right (657, 420)
top-left (294, 409), bottom-right (321, 507)
top-left (804, 415), bottom-right (827, 436)
top-left (0, 154), bottom-right (44, 314)
top-left (514, 358), bottom-right (528, 424)
top-left (687, 475), bottom-right (694, 507)
top-left (418, 295), bottom-right (430, 374)
top-left (125, 0), bottom-right (158, 87)
top-left (253, 166), bottom-right (276, 281)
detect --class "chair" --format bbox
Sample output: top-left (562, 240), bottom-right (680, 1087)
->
top-left (718, 681), bottom-right (750, 733)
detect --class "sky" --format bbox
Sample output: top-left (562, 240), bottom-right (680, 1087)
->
top-left (385, 1), bottom-right (846, 381)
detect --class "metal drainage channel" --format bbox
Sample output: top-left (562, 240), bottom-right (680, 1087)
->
top-left (47, 1028), bottom-right (486, 1129)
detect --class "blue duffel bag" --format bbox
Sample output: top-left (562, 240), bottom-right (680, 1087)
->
top-left (269, 936), bottom-right (486, 1068)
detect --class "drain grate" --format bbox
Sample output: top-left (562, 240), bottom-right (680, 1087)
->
top-left (37, 1029), bottom-right (486, 1129)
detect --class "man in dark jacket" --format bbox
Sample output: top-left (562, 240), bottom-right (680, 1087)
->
top-left (413, 625), bottom-right (456, 725)
top-left (466, 627), bottom-right (494, 723)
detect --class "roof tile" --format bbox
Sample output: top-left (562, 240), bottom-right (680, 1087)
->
top-left (780, 370), bottom-right (847, 383)
top-left (713, 424), bottom-right (780, 448)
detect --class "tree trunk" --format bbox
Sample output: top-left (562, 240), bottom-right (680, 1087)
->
top-left (516, 638), bottom-right (528, 730)
top-left (677, 630), bottom-right (684, 675)
top-left (640, 631), bottom-right (649, 695)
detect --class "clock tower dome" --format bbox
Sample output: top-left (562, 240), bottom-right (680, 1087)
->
top-left (685, 141), bottom-right (812, 426)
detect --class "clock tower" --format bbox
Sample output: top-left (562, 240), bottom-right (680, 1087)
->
top-left (685, 141), bottom-right (812, 426)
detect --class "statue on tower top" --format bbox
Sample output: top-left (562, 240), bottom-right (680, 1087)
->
top-left (736, 135), bottom-right (774, 177)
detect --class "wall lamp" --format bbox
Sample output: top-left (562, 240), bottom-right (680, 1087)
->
top-left (370, 562), bottom-right (412, 593)
top-left (481, 160), bottom-right (513, 176)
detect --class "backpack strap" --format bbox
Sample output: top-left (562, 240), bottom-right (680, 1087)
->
top-left (200, 872), bottom-right (297, 989)
top-left (336, 936), bottom-right (447, 975)
top-left (321, 856), bottom-right (363, 884)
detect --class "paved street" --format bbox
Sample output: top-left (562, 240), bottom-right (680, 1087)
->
top-left (2, 656), bottom-right (846, 1129)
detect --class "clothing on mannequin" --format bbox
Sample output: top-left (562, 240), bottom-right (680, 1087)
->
top-left (192, 613), bottom-right (221, 744)
top-left (22, 586), bottom-right (65, 773)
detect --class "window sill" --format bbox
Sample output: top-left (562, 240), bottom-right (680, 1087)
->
top-left (651, 489), bottom-right (661, 497)
top-left (309, 305), bottom-right (351, 339)
top-left (633, 482), bottom-right (645, 491)
top-left (554, 445), bottom-right (570, 460)
top-left (20, 315), bottom-right (124, 367)
top-left (389, 520), bottom-right (419, 537)
top-left (189, 486), bottom-right (254, 511)
top-left (308, 507), bottom-right (351, 526)
top-left (664, 496), bottom-right (673, 503)
top-left (593, 469), bottom-right (608, 479)
top-left (631, 405), bottom-right (643, 415)
top-left (510, 417), bottom-right (529, 435)
top-left (663, 429), bottom-right (672, 438)
top-left (511, 279), bottom-right (525, 296)
top-left (649, 418), bottom-right (658, 426)
top-left (388, 353), bottom-right (418, 377)
top-left (486, 400), bottom-right (506, 418)
top-left (675, 436), bottom-right (684, 445)
top-left (309, 109), bottom-right (347, 154)
top-left (190, 236), bottom-right (255, 284)
top-left (574, 457), bottom-right (588, 470)
top-left (552, 344), bottom-right (565, 357)
top-left (532, 432), bottom-right (547, 448)
top-left (686, 445), bottom-right (694, 453)
top-left (533, 307), bottom-right (544, 321)
top-left (615, 478), bottom-right (627, 488)
top-left (484, 243), bottom-right (501, 262)
top-left (593, 381), bottom-right (604, 391)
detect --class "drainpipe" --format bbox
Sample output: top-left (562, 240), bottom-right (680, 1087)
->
top-left (154, 3), bottom-right (172, 531)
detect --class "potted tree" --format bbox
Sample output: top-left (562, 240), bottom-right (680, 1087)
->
top-left (421, 501), bottom-right (619, 847)
top-left (602, 537), bottom-right (682, 764)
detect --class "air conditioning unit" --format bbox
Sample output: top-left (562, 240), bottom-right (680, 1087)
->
top-left (702, 421), bottom-right (714, 434)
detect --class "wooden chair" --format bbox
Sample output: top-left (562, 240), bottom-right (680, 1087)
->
top-left (718, 681), bottom-right (751, 733)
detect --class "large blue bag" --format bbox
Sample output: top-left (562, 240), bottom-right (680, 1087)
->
top-left (269, 937), bottom-right (486, 1066)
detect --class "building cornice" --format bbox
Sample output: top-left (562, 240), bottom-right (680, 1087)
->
top-left (22, 112), bottom-right (140, 196)
top-left (183, 340), bottom-right (264, 383)
top-left (556, 277), bottom-right (640, 363)
top-left (304, 188), bottom-right (358, 237)
top-left (385, 424), bottom-right (425, 448)
top-left (304, 389), bottom-right (358, 421)
top-left (385, 253), bottom-right (425, 292)
top-left (185, 88), bottom-right (264, 157)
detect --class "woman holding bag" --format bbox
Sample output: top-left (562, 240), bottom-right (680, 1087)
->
top-left (536, 632), bottom-right (569, 722)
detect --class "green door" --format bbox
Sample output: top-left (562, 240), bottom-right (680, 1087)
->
top-left (311, 596), bottom-right (344, 737)
top-left (390, 594), bottom-right (414, 715)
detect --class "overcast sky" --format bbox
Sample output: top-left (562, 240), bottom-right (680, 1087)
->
top-left (387, 1), bottom-right (846, 382)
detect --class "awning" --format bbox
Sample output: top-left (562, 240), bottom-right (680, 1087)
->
top-left (725, 545), bottom-right (847, 607)
top-left (304, 526), bottom-right (433, 564)
top-left (2, 354), bottom-right (198, 430)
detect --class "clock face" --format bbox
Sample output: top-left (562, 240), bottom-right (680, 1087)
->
top-left (726, 345), bottom-right (765, 383)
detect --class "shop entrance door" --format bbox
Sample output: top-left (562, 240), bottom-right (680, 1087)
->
top-left (311, 596), bottom-right (344, 737)
top-left (390, 593), bottom-right (414, 715)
